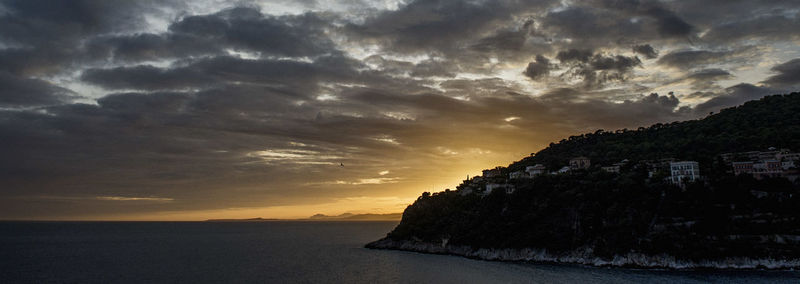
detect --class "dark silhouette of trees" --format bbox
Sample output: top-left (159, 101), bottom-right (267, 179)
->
top-left (384, 93), bottom-right (800, 261)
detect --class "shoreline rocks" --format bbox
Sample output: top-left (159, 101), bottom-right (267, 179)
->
top-left (365, 238), bottom-right (800, 270)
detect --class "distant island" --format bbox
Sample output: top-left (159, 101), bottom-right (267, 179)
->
top-left (307, 213), bottom-right (402, 221)
top-left (207, 212), bottom-right (402, 222)
top-left (205, 217), bottom-right (280, 222)
top-left (367, 93), bottom-right (800, 269)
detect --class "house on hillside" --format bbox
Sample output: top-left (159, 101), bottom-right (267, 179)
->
top-left (509, 170), bottom-right (526, 179)
top-left (670, 161), bottom-right (700, 185)
top-left (726, 148), bottom-right (799, 180)
top-left (525, 164), bottom-right (547, 177)
top-left (459, 186), bottom-right (475, 196)
top-left (643, 158), bottom-right (675, 178)
top-left (732, 161), bottom-right (754, 175)
top-left (753, 160), bottom-right (783, 179)
top-left (721, 148), bottom-right (796, 163)
top-left (482, 167), bottom-right (502, 178)
top-left (484, 183), bottom-right (515, 195)
top-left (601, 159), bottom-right (628, 173)
top-left (569, 157), bottom-right (591, 169)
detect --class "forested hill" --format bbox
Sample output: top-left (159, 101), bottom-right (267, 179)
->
top-left (367, 93), bottom-right (800, 269)
top-left (510, 92), bottom-right (800, 171)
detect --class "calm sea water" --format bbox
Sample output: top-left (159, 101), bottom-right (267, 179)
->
top-left (0, 221), bottom-right (798, 283)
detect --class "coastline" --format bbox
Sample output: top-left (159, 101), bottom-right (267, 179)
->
top-left (365, 238), bottom-right (800, 270)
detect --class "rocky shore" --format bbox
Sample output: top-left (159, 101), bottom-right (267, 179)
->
top-left (366, 238), bottom-right (800, 270)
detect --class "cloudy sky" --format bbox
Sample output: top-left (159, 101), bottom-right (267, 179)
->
top-left (1, 0), bottom-right (799, 220)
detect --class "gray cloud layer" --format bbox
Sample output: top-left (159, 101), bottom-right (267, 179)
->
top-left (1, 0), bottom-right (799, 219)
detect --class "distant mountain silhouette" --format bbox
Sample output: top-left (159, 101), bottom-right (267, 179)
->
top-left (308, 213), bottom-right (401, 221)
top-left (205, 217), bottom-right (279, 222)
top-left (206, 213), bottom-right (401, 222)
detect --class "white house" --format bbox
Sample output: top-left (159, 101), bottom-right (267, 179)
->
top-left (525, 164), bottom-right (547, 177)
top-left (484, 183), bottom-right (515, 195)
top-left (669, 161), bottom-right (700, 185)
top-left (509, 170), bottom-right (526, 179)
top-left (569, 157), bottom-right (591, 169)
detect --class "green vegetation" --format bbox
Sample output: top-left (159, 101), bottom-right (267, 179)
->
top-left (511, 92), bottom-right (800, 172)
top-left (380, 93), bottom-right (800, 261)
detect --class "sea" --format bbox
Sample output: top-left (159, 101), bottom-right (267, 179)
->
top-left (1, 221), bottom-right (798, 283)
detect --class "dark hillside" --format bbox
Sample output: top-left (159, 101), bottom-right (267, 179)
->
top-left (510, 93), bottom-right (800, 171)
top-left (369, 93), bottom-right (800, 267)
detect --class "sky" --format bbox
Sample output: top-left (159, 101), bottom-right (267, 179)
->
top-left (1, 0), bottom-right (799, 220)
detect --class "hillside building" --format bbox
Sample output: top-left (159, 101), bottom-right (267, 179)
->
top-left (569, 157), bottom-right (591, 169)
top-left (725, 148), bottom-right (799, 180)
top-left (600, 159), bottom-right (628, 173)
top-left (643, 158), bottom-right (675, 178)
top-left (509, 170), bottom-right (526, 179)
top-left (753, 160), bottom-right (783, 179)
top-left (732, 161), bottom-right (754, 175)
top-left (669, 161), bottom-right (700, 185)
top-left (482, 168), bottom-right (502, 178)
top-left (484, 183), bottom-right (514, 195)
top-left (525, 164), bottom-right (547, 176)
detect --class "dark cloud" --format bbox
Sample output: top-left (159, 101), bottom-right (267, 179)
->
top-left (685, 68), bottom-right (731, 81)
top-left (701, 14), bottom-right (800, 43)
top-left (0, 0), bottom-right (797, 219)
top-left (683, 91), bottom-right (716, 100)
top-left (85, 33), bottom-right (222, 63)
top-left (589, 55), bottom-right (641, 72)
top-left (0, 0), bottom-right (162, 46)
top-left (557, 49), bottom-right (594, 63)
top-left (542, 7), bottom-right (641, 47)
top-left (0, 72), bottom-right (73, 106)
top-left (523, 55), bottom-right (552, 80)
top-left (81, 55), bottom-right (365, 95)
top-left (656, 49), bottom-right (731, 68)
top-left (471, 28), bottom-right (528, 53)
top-left (83, 7), bottom-right (336, 65)
top-left (555, 50), bottom-right (642, 88)
top-left (694, 83), bottom-right (779, 115)
top-left (362, 55), bottom-right (459, 79)
top-left (1, 3), bottom-right (338, 79)
top-left (762, 58), bottom-right (800, 88)
top-left (536, 88), bottom-right (687, 128)
top-left (681, 68), bottom-right (733, 90)
top-left (632, 44), bottom-right (658, 59)
top-left (348, 0), bottom-right (516, 53)
top-left (469, 18), bottom-right (545, 58)
top-left (539, 1), bottom-right (694, 52)
top-left (643, 6), bottom-right (693, 38)
top-left (0, 0), bottom-right (180, 75)
top-left (409, 59), bottom-right (458, 78)
top-left (596, 0), bottom-right (694, 38)
top-left (671, 0), bottom-right (798, 33)
top-left (344, 0), bottom-right (558, 69)
top-left (81, 65), bottom-right (217, 91)
top-left (167, 7), bottom-right (335, 58)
